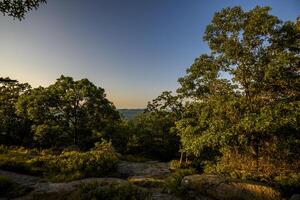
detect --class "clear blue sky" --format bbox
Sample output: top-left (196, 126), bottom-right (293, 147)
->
top-left (0, 0), bottom-right (299, 108)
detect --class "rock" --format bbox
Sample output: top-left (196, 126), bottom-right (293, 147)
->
top-left (290, 194), bottom-right (300, 200)
top-left (14, 177), bottom-right (127, 200)
top-left (151, 192), bottom-right (181, 200)
top-left (128, 176), bottom-right (165, 188)
top-left (117, 161), bottom-right (170, 177)
top-left (35, 177), bottom-right (127, 193)
top-left (182, 174), bottom-right (281, 200)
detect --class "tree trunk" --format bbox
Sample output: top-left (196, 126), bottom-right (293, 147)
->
top-left (179, 150), bottom-right (183, 167)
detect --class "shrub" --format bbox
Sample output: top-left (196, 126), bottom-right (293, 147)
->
top-left (31, 141), bottom-right (119, 181)
top-left (0, 141), bottom-right (119, 182)
top-left (169, 160), bottom-right (192, 170)
top-left (164, 168), bottom-right (196, 195)
top-left (0, 145), bottom-right (8, 154)
top-left (202, 148), bottom-right (300, 197)
top-left (275, 173), bottom-right (300, 198)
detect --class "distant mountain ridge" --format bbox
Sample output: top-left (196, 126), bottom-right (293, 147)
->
top-left (118, 109), bottom-right (144, 119)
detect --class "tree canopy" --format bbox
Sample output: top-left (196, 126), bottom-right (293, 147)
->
top-left (175, 6), bottom-right (299, 170)
top-left (15, 75), bottom-right (120, 149)
top-left (0, 0), bottom-right (46, 20)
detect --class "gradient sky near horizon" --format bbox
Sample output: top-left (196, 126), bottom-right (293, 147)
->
top-left (1, 0), bottom-right (299, 108)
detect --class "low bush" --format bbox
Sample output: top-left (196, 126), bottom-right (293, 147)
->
top-left (163, 168), bottom-right (196, 196)
top-left (169, 159), bottom-right (192, 170)
top-left (275, 173), bottom-right (300, 198)
top-left (0, 142), bottom-right (119, 182)
top-left (202, 148), bottom-right (300, 197)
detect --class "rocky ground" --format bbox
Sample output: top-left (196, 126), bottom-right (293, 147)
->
top-left (0, 160), bottom-right (295, 200)
top-left (0, 161), bottom-right (180, 200)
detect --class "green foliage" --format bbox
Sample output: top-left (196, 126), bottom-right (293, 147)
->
top-left (128, 111), bottom-right (180, 160)
top-left (75, 181), bottom-right (151, 200)
top-left (0, 146), bottom-right (41, 175)
top-left (164, 168), bottom-right (196, 196)
top-left (176, 6), bottom-right (299, 171)
top-left (102, 121), bottom-right (132, 153)
top-left (169, 160), bottom-right (192, 170)
top-left (0, 0), bottom-right (46, 20)
top-left (0, 79), bottom-right (32, 146)
top-left (275, 173), bottom-right (300, 197)
top-left (203, 148), bottom-right (300, 197)
top-left (16, 75), bottom-right (120, 149)
top-left (0, 142), bottom-right (119, 182)
top-left (145, 91), bottom-right (183, 118)
top-left (169, 160), bottom-right (181, 170)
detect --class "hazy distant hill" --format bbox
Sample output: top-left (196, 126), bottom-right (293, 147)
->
top-left (118, 109), bottom-right (144, 119)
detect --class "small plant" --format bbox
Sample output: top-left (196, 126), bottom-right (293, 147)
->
top-left (275, 173), bottom-right (300, 198)
top-left (169, 159), bottom-right (192, 170)
top-left (164, 168), bottom-right (196, 196)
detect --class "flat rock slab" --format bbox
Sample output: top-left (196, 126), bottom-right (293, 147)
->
top-left (182, 174), bottom-right (281, 200)
top-left (0, 170), bottom-right (43, 188)
top-left (117, 161), bottom-right (170, 177)
top-left (14, 178), bottom-right (127, 200)
top-left (151, 192), bottom-right (181, 200)
top-left (0, 170), bottom-right (127, 200)
top-left (290, 194), bottom-right (300, 200)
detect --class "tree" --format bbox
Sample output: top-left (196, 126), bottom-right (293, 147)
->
top-left (129, 111), bottom-right (180, 160)
top-left (176, 6), bottom-right (300, 170)
top-left (0, 0), bottom-right (46, 20)
top-left (0, 79), bottom-right (32, 145)
top-left (0, 77), bottom-right (17, 83)
top-left (145, 91), bottom-right (184, 119)
top-left (16, 75), bottom-right (120, 149)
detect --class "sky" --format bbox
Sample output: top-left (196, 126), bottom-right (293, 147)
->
top-left (0, 0), bottom-right (299, 108)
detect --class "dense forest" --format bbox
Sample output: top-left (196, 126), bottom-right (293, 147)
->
top-left (0, 5), bottom-right (299, 200)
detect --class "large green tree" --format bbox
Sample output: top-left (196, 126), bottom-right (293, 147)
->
top-left (127, 91), bottom-right (182, 160)
top-left (176, 6), bottom-right (300, 169)
top-left (16, 75), bottom-right (120, 149)
top-left (0, 79), bottom-right (32, 145)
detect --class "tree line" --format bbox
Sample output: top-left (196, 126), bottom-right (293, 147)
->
top-left (1, 6), bottom-right (299, 170)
